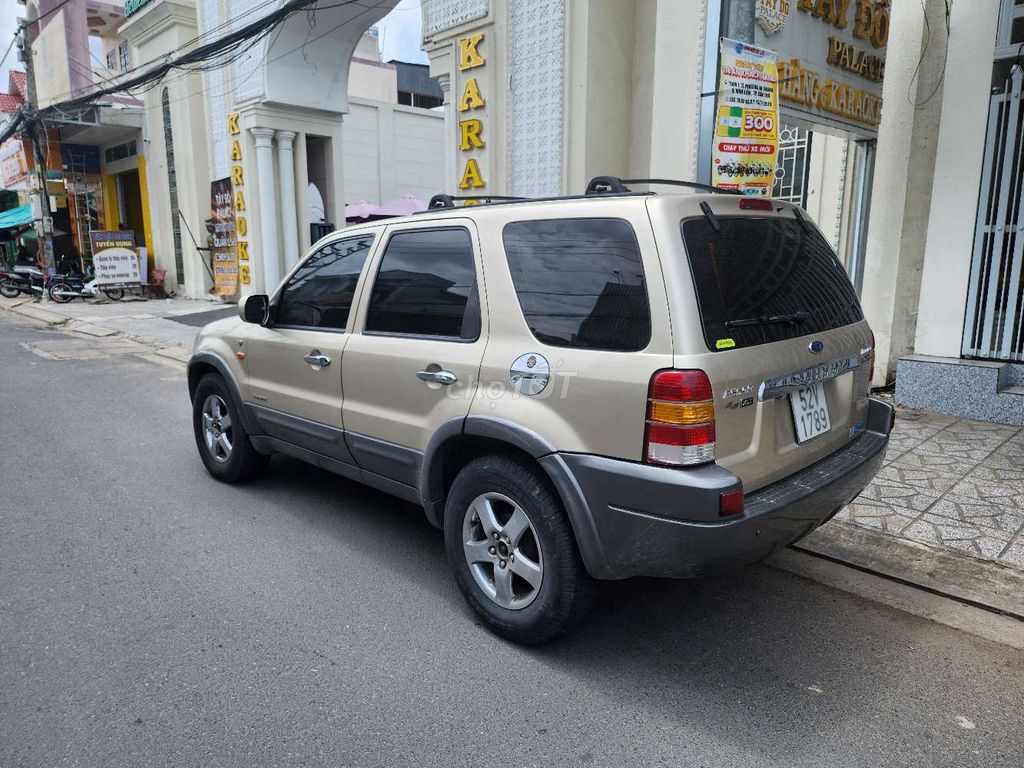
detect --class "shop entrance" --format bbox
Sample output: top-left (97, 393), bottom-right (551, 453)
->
top-left (963, 64), bottom-right (1024, 363)
top-left (114, 169), bottom-right (146, 249)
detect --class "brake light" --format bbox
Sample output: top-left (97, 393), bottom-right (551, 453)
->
top-left (645, 370), bottom-right (716, 466)
top-left (738, 198), bottom-right (774, 211)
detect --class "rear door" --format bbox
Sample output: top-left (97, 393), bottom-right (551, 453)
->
top-left (651, 197), bottom-right (873, 492)
top-left (341, 221), bottom-right (486, 488)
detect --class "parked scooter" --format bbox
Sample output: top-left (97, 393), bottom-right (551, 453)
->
top-left (0, 266), bottom-right (45, 298)
top-left (47, 274), bottom-right (125, 303)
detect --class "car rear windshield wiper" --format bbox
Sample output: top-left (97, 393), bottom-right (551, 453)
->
top-left (724, 311), bottom-right (810, 329)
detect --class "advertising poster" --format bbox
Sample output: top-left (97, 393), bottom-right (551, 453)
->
top-left (210, 177), bottom-right (239, 297)
top-left (712, 38), bottom-right (780, 196)
top-left (89, 230), bottom-right (141, 286)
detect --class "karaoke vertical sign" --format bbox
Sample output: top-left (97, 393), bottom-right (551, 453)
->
top-left (712, 39), bottom-right (779, 196)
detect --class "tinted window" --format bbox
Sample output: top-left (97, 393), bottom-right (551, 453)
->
top-left (365, 228), bottom-right (479, 339)
top-left (502, 218), bottom-right (651, 351)
top-left (276, 235), bottom-right (373, 329)
top-left (681, 216), bottom-right (864, 351)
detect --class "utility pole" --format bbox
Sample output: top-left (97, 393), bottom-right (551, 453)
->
top-left (17, 21), bottom-right (55, 279)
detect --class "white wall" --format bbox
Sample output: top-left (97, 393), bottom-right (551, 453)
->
top-left (342, 97), bottom-right (445, 205)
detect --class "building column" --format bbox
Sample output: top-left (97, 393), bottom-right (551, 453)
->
top-left (277, 130), bottom-right (300, 272)
top-left (434, 72), bottom-right (456, 195)
top-left (251, 127), bottom-right (281, 292)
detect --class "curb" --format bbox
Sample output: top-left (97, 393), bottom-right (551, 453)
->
top-left (792, 520), bottom-right (1024, 620)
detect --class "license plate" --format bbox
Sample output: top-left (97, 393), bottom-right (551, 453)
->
top-left (790, 382), bottom-right (831, 443)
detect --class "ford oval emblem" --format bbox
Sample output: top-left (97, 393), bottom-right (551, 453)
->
top-left (809, 340), bottom-right (825, 354)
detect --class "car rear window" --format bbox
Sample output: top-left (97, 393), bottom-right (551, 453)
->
top-left (680, 216), bottom-right (864, 351)
top-left (502, 218), bottom-right (651, 351)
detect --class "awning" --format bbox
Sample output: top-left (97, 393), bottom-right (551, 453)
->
top-left (0, 204), bottom-right (33, 229)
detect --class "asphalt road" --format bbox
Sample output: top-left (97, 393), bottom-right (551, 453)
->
top-left (1, 314), bottom-right (1022, 768)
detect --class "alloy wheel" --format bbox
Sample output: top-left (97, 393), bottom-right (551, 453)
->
top-left (201, 394), bottom-right (233, 463)
top-left (462, 492), bottom-right (544, 610)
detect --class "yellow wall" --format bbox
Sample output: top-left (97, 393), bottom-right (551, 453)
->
top-left (101, 172), bottom-right (117, 230)
top-left (138, 156), bottom-right (155, 263)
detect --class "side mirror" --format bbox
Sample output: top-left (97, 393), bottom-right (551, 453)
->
top-left (239, 294), bottom-right (270, 325)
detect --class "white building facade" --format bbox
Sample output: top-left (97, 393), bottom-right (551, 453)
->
top-left (120, 0), bottom-right (444, 299)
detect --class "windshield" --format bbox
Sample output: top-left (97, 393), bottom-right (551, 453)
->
top-left (680, 215), bottom-right (864, 351)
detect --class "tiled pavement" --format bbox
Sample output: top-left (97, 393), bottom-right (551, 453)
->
top-left (832, 403), bottom-right (1024, 571)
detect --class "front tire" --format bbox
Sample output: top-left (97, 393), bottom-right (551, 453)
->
top-left (192, 373), bottom-right (268, 483)
top-left (444, 455), bottom-right (597, 644)
top-left (47, 280), bottom-right (71, 303)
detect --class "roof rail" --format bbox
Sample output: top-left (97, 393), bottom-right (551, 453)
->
top-left (426, 193), bottom-right (527, 210)
top-left (585, 176), bottom-right (741, 196)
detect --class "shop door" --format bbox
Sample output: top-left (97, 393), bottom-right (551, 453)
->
top-left (117, 169), bottom-right (146, 248)
top-left (963, 66), bottom-right (1024, 363)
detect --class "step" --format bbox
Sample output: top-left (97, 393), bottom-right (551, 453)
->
top-left (999, 385), bottom-right (1024, 397)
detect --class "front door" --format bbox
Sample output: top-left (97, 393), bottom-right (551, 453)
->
top-left (342, 221), bottom-right (486, 488)
top-left (244, 232), bottom-right (378, 462)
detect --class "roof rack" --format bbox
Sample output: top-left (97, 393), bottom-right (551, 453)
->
top-left (585, 176), bottom-right (741, 196)
top-left (426, 194), bottom-right (527, 210)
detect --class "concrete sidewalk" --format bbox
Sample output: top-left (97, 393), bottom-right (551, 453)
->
top-left (0, 294), bottom-right (234, 363)
top-left (3, 294), bottom-right (1022, 617)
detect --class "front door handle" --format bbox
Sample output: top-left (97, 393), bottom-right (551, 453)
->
top-left (303, 350), bottom-right (331, 368)
top-left (417, 369), bottom-right (458, 385)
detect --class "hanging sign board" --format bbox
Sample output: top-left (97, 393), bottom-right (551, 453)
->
top-left (754, 0), bottom-right (888, 137)
top-left (210, 177), bottom-right (239, 297)
top-left (90, 231), bottom-right (140, 286)
top-left (712, 39), bottom-right (780, 196)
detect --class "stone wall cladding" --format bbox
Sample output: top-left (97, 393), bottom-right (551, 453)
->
top-left (896, 356), bottom-right (1024, 425)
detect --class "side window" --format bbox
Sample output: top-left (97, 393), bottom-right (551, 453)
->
top-left (502, 218), bottom-right (651, 351)
top-left (276, 234), bottom-right (374, 329)
top-left (365, 227), bottom-right (480, 340)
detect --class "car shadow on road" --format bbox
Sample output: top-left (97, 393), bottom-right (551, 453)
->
top-left (251, 455), bottom-right (1020, 765)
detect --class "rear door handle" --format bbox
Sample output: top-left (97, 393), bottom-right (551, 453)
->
top-left (417, 369), bottom-right (458, 385)
top-left (304, 350), bottom-right (331, 367)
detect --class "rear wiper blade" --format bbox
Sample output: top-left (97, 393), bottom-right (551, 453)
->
top-left (724, 311), bottom-right (810, 328)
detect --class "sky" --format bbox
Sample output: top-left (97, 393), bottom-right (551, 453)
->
top-left (0, 0), bottom-right (426, 96)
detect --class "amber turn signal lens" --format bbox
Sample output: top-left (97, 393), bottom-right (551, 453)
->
top-left (648, 400), bottom-right (715, 425)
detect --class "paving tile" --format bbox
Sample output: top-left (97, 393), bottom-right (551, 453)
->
top-left (902, 514), bottom-right (1014, 561)
top-left (855, 475), bottom-right (941, 513)
top-left (842, 498), bottom-right (917, 534)
top-left (943, 419), bottom-right (1021, 439)
top-left (965, 462), bottom-right (1024, 484)
top-left (892, 448), bottom-right (975, 474)
top-left (980, 451), bottom-right (1024, 472)
top-left (928, 493), bottom-right (1024, 535)
top-left (874, 464), bottom-right (961, 494)
top-left (884, 435), bottom-right (925, 456)
top-left (912, 437), bottom-right (997, 464)
top-left (997, 538), bottom-right (1024, 568)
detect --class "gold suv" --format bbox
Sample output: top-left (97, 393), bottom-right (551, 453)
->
top-left (188, 177), bottom-right (893, 644)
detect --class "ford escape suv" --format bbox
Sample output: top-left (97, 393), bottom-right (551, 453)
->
top-left (188, 177), bottom-right (893, 644)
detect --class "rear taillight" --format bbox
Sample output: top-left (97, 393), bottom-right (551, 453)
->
top-left (644, 370), bottom-right (716, 466)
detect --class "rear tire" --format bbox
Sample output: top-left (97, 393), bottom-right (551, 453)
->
top-left (443, 454), bottom-right (597, 644)
top-left (0, 278), bottom-right (20, 298)
top-left (102, 287), bottom-right (125, 301)
top-left (192, 373), bottom-right (268, 483)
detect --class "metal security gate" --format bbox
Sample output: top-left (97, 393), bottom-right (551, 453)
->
top-left (963, 66), bottom-right (1024, 362)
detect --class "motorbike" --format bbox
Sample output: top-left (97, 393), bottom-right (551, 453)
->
top-left (0, 266), bottom-right (45, 299)
top-left (47, 274), bottom-right (125, 303)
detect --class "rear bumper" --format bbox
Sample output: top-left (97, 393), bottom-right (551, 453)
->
top-left (541, 398), bottom-right (894, 580)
